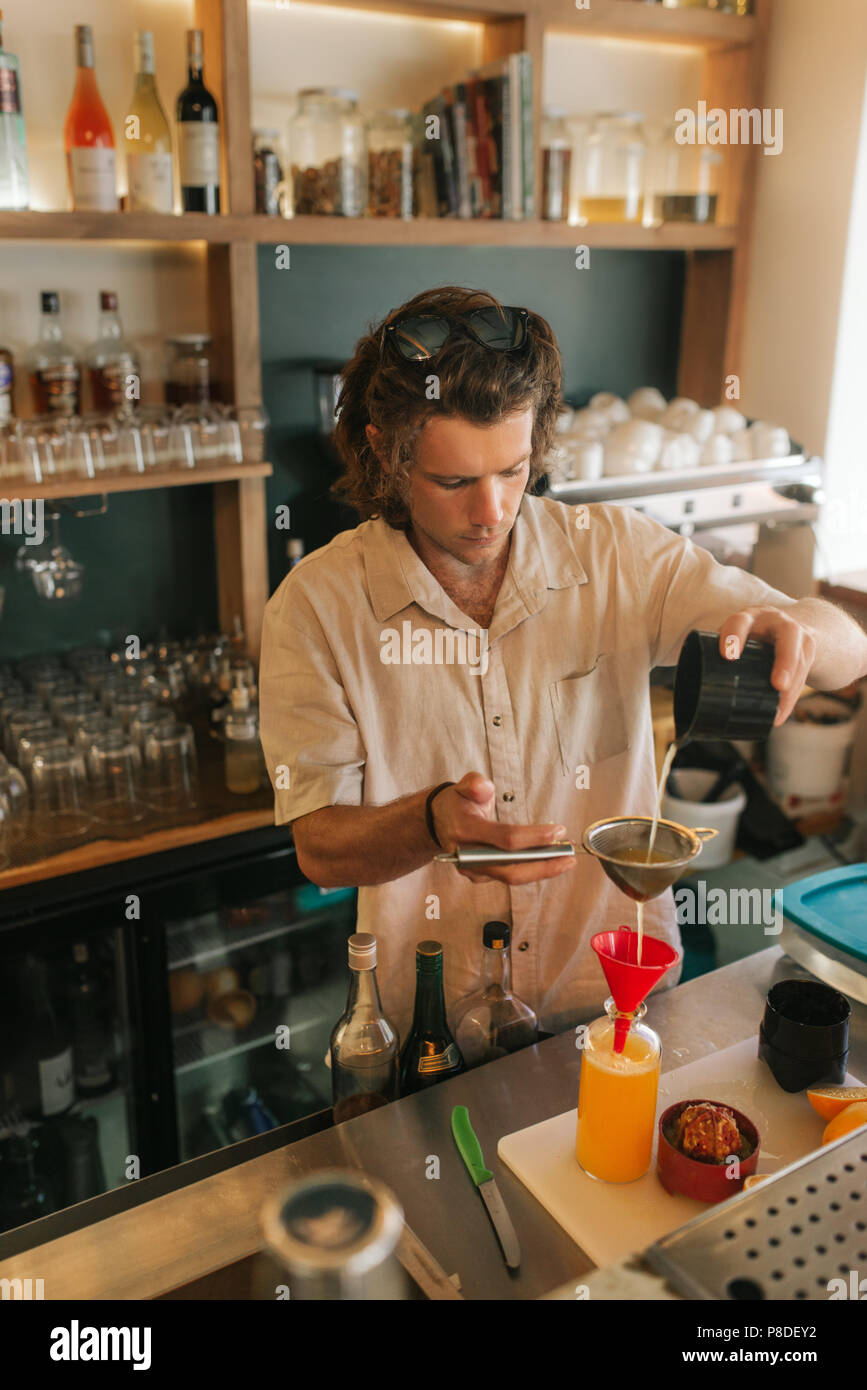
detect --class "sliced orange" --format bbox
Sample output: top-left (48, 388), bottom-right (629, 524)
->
top-left (821, 1101), bottom-right (867, 1146)
top-left (807, 1085), bottom-right (867, 1122)
top-left (743, 1174), bottom-right (770, 1190)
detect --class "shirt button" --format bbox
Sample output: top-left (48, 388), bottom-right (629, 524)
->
top-left (518, 941), bottom-right (530, 952)
top-left (492, 715), bottom-right (502, 727)
top-left (502, 792), bottom-right (514, 802)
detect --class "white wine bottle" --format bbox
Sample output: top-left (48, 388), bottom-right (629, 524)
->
top-left (124, 31), bottom-right (174, 213)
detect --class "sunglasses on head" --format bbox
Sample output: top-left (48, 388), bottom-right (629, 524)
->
top-left (383, 305), bottom-right (529, 362)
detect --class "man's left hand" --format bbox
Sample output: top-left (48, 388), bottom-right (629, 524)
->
top-left (718, 607), bottom-right (817, 727)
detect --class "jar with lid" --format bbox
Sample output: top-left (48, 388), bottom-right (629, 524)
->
top-left (645, 118), bottom-right (721, 226)
top-left (366, 109), bottom-right (413, 219)
top-left (289, 87), bottom-right (367, 217)
top-left (577, 113), bottom-right (646, 225)
top-left (253, 129), bottom-right (284, 216)
top-left (540, 109), bottom-right (572, 222)
top-left (165, 334), bottom-right (218, 408)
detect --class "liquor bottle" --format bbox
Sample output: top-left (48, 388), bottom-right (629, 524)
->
top-left (0, 1131), bottom-right (54, 1229)
top-left (64, 24), bottom-right (118, 212)
top-left (0, 11), bottom-right (29, 210)
top-left (0, 340), bottom-right (13, 423)
top-left (124, 30), bottom-right (174, 214)
top-left (454, 922), bottom-right (539, 1067)
top-left (224, 676), bottom-right (261, 794)
top-left (330, 933), bottom-right (398, 1122)
top-left (69, 940), bottom-right (115, 1098)
top-left (28, 292), bottom-right (81, 418)
top-left (12, 955), bottom-right (75, 1119)
top-left (84, 291), bottom-right (140, 414)
top-left (177, 29), bottom-right (220, 213)
top-left (398, 940), bottom-right (464, 1095)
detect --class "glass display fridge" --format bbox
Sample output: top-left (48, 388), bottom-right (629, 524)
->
top-left (0, 827), bottom-right (356, 1237)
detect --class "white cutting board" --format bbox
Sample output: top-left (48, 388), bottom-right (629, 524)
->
top-left (498, 1036), bottom-right (863, 1269)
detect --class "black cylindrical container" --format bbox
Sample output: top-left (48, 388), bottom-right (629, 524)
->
top-left (758, 979), bottom-right (850, 1093)
top-left (674, 629), bottom-right (780, 744)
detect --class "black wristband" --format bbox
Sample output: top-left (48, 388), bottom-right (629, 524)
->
top-left (425, 781), bottom-right (455, 850)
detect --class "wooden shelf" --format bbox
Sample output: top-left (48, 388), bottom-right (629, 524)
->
top-left (287, 0), bottom-right (756, 48)
top-left (541, 0), bottom-right (757, 47)
top-left (1, 461), bottom-right (273, 503)
top-left (0, 209), bottom-right (738, 249)
top-left (257, 217), bottom-right (738, 249)
top-left (0, 807), bottom-right (276, 892)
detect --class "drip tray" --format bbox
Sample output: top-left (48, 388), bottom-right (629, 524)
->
top-left (644, 1128), bottom-right (867, 1300)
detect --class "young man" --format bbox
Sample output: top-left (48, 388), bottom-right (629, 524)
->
top-left (259, 286), bottom-right (867, 1044)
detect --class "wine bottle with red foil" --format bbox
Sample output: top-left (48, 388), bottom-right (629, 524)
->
top-left (177, 29), bottom-right (220, 213)
top-left (64, 24), bottom-right (117, 212)
top-left (85, 291), bottom-right (140, 414)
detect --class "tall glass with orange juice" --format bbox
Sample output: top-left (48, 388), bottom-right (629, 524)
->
top-left (576, 998), bottom-right (660, 1182)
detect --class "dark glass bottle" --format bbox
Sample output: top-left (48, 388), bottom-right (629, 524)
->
top-left (69, 940), bottom-right (115, 1097)
top-left (177, 28), bottom-right (219, 213)
top-left (330, 933), bottom-right (398, 1123)
top-left (10, 955), bottom-right (74, 1119)
top-left (0, 1131), bottom-right (54, 1229)
top-left (398, 940), bottom-right (464, 1095)
top-left (454, 922), bottom-right (539, 1067)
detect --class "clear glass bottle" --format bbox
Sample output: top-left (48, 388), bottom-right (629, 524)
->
top-left (85, 291), bottom-right (141, 414)
top-left (399, 940), bottom-right (464, 1095)
top-left (575, 997), bottom-right (661, 1183)
top-left (124, 30), bottom-right (174, 214)
top-left (454, 921), bottom-right (539, 1066)
top-left (29, 292), bottom-right (81, 419)
top-left (0, 11), bottom-right (29, 210)
top-left (289, 87), bottom-right (367, 217)
top-left (224, 677), bottom-right (261, 794)
top-left (577, 112), bottom-right (646, 225)
top-left (541, 109), bottom-right (571, 223)
top-left (64, 24), bottom-right (117, 212)
top-left (366, 108), bottom-right (413, 219)
top-left (330, 933), bottom-right (399, 1123)
top-left (645, 117), bottom-right (721, 226)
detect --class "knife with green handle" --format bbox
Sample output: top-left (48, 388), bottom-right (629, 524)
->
top-left (451, 1104), bottom-right (521, 1269)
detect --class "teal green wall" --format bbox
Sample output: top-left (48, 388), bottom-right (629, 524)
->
top-left (257, 245), bottom-right (685, 591)
top-left (0, 245), bottom-right (685, 661)
top-left (0, 488), bottom-right (218, 662)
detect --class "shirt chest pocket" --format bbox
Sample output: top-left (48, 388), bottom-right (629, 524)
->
top-left (548, 653), bottom-right (631, 777)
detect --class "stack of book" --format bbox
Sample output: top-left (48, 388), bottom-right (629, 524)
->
top-left (412, 51), bottom-right (535, 219)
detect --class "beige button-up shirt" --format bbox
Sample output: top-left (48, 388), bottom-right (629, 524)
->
top-left (259, 495), bottom-right (792, 1045)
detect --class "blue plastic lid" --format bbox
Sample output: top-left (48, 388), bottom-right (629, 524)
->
top-left (775, 864), bottom-right (867, 965)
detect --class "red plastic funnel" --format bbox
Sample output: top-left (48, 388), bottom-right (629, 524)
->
top-left (591, 929), bottom-right (680, 1052)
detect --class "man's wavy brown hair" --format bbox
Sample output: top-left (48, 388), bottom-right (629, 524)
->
top-left (331, 286), bottom-right (562, 528)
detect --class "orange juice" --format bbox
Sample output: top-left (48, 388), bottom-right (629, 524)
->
top-left (576, 1020), bottom-right (660, 1182)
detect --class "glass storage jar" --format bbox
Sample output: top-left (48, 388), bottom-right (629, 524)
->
top-left (541, 109), bottom-right (572, 222)
top-left (366, 108), bottom-right (413, 219)
top-left (645, 117), bottom-right (721, 225)
top-left (289, 87), bottom-right (367, 217)
top-left (578, 113), bottom-right (646, 225)
top-left (165, 335), bottom-right (218, 408)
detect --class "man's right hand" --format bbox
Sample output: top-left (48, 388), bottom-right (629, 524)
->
top-left (430, 771), bottom-right (576, 886)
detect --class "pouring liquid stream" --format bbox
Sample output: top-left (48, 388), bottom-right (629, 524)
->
top-left (637, 740), bottom-right (679, 964)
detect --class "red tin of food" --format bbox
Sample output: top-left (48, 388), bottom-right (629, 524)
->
top-left (657, 1098), bottom-right (760, 1203)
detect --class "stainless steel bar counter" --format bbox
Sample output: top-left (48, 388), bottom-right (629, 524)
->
top-left (1, 947), bottom-right (864, 1300)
